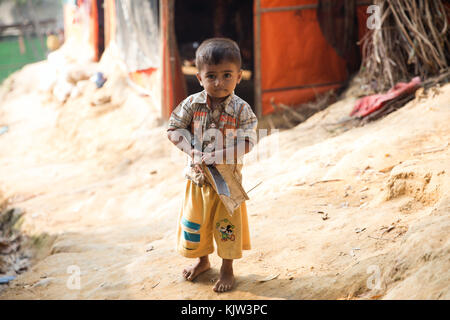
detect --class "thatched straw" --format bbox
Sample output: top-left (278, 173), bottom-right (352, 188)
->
top-left (358, 0), bottom-right (450, 92)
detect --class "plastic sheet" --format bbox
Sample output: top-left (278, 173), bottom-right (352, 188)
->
top-left (115, 0), bottom-right (159, 72)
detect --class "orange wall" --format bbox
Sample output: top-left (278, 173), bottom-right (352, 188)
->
top-left (257, 0), bottom-right (368, 115)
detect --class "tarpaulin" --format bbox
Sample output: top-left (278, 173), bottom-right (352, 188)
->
top-left (63, 0), bottom-right (95, 60)
top-left (317, 0), bottom-right (361, 75)
top-left (257, 0), bottom-right (348, 115)
top-left (114, 0), bottom-right (160, 72)
top-left (350, 76), bottom-right (421, 118)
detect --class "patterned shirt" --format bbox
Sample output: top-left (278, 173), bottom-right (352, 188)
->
top-left (167, 90), bottom-right (258, 184)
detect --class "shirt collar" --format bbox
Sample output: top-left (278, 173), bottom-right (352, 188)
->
top-left (192, 90), bottom-right (235, 114)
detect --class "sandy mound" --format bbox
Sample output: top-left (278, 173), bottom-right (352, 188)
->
top-left (0, 56), bottom-right (448, 299)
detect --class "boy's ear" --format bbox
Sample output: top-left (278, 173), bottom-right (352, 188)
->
top-left (237, 70), bottom-right (243, 84)
top-left (196, 72), bottom-right (203, 87)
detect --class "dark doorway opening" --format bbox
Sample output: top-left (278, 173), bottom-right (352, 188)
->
top-left (174, 0), bottom-right (254, 109)
top-left (96, 0), bottom-right (105, 59)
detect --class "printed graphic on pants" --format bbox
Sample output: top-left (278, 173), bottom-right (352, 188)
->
top-left (216, 219), bottom-right (236, 242)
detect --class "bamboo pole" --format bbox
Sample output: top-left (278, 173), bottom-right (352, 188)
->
top-left (254, 0), bottom-right (262, 119)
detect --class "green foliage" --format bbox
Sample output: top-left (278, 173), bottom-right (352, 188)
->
top-left (0, 0), bottom-right (44, 6)
top-left (0, 0), bottom-right (27, 5)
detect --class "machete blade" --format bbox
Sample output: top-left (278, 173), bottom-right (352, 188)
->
top-left (206, 165), bottom-right (231, 197)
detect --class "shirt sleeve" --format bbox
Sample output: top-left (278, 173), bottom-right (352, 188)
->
top-left (237, 103), bottom-right (258, 146)
top-left (167, 97), bottom-right (194, 131)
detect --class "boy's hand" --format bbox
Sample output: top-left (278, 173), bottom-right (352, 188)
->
top-left (189, 149), bottom-right (204, 175)
top-left (190, 149), bottom-right (203, 164)
top-left (201, 152), bottom-right (218, 165)
top-left (193, 164), bottom-right (204, 174)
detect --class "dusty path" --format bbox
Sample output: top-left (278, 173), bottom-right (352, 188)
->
top-left (0, 61), bottom-right (449, 299)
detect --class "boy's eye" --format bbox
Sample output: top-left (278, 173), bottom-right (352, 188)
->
top-left (224, 73), bottom-right (232, 79)
top-left (206, 75), bottom-right (216, 80)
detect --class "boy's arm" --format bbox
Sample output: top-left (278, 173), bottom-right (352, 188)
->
top-left (202, 139), bottom-right (253, 164)
top-left (167, 129), bottom-right (193, 157)
top-left (168, 128), bottom-right (253, 165)
top-left (202, 102), bottom-right (258, 165)
top-left (167, 129), bottom-right (204, 167)
top-left (166, 97), bottom-right (202, 161)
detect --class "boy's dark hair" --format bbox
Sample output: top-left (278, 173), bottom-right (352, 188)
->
top-left (195, 38), bottom-right (242, 70)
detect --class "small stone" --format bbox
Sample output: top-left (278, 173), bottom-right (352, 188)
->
top-left (0, 275), bottom-right (16, 284)
top-left (32, 277), bottom-right (54, 288)
top-left (355, 227), bottom-right (366, 233)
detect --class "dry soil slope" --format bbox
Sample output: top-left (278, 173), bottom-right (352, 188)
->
top-left (0, 60), bottom-right (448, 299)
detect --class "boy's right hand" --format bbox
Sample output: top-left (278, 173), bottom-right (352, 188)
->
top-left (190, 149), bottom-right (203, 163)
top-left (190, 149), bottom-right (204, 174)
top-left (193, 164), bottom-right (204, 174)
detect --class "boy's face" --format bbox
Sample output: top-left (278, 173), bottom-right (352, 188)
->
top-left (196, 61), bottom-right (242, 101)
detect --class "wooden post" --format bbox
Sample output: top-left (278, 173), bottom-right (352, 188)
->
top-left (104, 0), bottom-right (116, 47)
top-left (160, 0), bottom-right (169, 119)
top-left (254, 0), bottom-right (262, 119)
top-left (160, 0), bottom-right (187, 120)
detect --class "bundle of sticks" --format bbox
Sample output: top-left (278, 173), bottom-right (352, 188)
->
top-left (358, 0), bottom-right (450, 93)
top-left (269, 90), bottom-right (338, 129)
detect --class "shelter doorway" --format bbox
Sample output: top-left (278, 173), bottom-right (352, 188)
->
top-left (174, 0), bottom-right (254, 109)
top-left (96, 0), bottom-right (105, 59)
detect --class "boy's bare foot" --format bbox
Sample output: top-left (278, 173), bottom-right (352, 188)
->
top-left (182, 256), bottom-right (211, 281)
top-left (213, 259), bottom-right (234, 293)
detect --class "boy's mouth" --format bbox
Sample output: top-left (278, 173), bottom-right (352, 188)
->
top-left (213, 88), bottom-right (228, 94)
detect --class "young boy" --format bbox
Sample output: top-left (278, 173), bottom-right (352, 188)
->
top-left (167, 38), bottom-right (258, 293)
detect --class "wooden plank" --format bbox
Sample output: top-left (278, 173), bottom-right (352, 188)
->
top-left (254, 0), bottom-right (262, 119)
top-left (168, 0), bottom-right (177, 116)
top-left (256, 0), bottom-right (373, 14)
top-left (258, 4), bottom-right (316, 14)
top-left (160, 0), bottom-right (187, 120)
top-left (160, 0), bottom-right (169, 119)
top-left (262, 81), bottom-right (345, 93)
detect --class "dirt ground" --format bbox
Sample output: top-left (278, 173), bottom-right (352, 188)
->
top-left (0, 56), bottom-right (449, 299)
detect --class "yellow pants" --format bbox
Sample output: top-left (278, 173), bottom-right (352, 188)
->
top-left (176, 179), bottom-right (251, 260)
